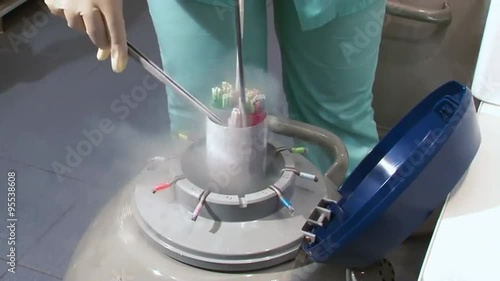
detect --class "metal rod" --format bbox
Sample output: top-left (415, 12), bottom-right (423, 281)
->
top-left (127, 42), bottom-right (223, 125)
top-left (234, 0), bottom-right (248, 127)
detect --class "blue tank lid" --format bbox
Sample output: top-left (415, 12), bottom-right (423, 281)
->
top-left (301, 81), bottom-right (482, 268)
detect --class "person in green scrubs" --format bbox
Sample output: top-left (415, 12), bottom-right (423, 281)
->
top-left (45, 0), bottom-right (387, 176)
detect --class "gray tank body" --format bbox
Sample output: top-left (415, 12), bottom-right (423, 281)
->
top-left (63, 116), bottom-right (424, 281)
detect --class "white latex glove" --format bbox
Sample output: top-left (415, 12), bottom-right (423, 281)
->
top-left (44, 0), bottom-right (128, 73)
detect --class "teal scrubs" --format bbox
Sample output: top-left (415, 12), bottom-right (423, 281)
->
top-left (147, 0), bottom-right (387, 177)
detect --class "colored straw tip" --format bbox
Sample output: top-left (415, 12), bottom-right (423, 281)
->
top-left (177, 133), bottom-right (188, 140)
top-left (191, 202), bottom-right (204, 221)
top-left (279, 197), bottom-right (295, 215)
top-left (299, 172), bottom-right (318, 182)
top-left (291, 147), bottom-right (307, 154)
top-left (152, 183), bottom-right (171, 193)
top-left (149, 156), bottom-right (165, 162)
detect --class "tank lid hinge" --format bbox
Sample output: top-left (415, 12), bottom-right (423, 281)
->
top-left (301, 198), bottom-right (340, 244)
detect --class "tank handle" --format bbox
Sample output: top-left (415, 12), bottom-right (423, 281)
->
top-left (266, 115), bottom-right (349, 188)
top-left (386, 1), bottom-right (452, 25)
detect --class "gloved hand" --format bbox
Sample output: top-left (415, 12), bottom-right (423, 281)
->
top-left (44, 0), bottom-right (128, 73)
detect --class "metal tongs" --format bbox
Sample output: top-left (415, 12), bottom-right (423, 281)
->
top-left (127, 42), bottom-right (222, 125)
top-left (234, 0), bottom-right (247, 126)
top-left (126, 0), bottom-right (247, 127)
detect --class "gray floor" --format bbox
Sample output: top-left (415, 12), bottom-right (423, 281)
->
top-left (0, 1), bottom-right (431, 280)
top-left (0, 0), bottom-right (169, 279)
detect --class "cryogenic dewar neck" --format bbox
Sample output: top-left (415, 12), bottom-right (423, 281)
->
top-left (206, 81), bottom-right (270, 196)
top-left (205, 116), bottom-right (268, 196)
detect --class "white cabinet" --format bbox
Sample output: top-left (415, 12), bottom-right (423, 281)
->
top-left (419, 1), bottom-right (500, 279)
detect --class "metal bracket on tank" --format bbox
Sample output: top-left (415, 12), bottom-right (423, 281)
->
top-left (147, 155), bottom-right (179, 170)
top-left (301, 198), bottom-right (345, 244)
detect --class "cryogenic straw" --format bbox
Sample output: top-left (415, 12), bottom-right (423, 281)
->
top-left (224, 82), bottom-right (234, 96)
top-left (247, 98), bottom-right (255, 114)
top-left (222, 81), bottom-right (230, 93)
top-left (149, 156), bottom-right (166, 162)
top-left (279, 197), bottom-right (295, 214)
top-left (178, 133), bottom-right (189, 140)
top-left (222, 94), bottom-right (230, 109)
top-left (214, 87), bottom-right (226, 109)
top-left (274, 147), bottom-right (305, 154)
top-left (269, 185), bottom-right (294, 215)
top-left (192, 202), bottom-right (204, 220)
top-left (249, 90), bottom-right (260, 105)
top-left (212, 87), bottom-right (220, 108)
top-left (246, 89), bottom-right (255, 100)
top-left (147, 156), bottom-right (166, 170)
top-left (257, 94), bottom-right (265, 103)
top-left (274, 146), bottom-right (289, 154)
top-left (247, 90), bottom-right (264, 114)
top-left (299, 172), bottom-right (319, 182)
top-left (229, 107), bottom-right (242, 127)
top-left (255, 94), bottom-right (266, 112)
top-left (235, 108), bottom-right (242, 127)
top-left (152, 183), bottom-right (170, 193)
top-left (252, 90), bottom-right (262, 102)
top-left (228, 108), bottom-right (241, 128)
top-left (152, 176), bottom-right (185, 194)
top-left (281, 168), bottom-right (318, 182)
top-left (259, 94), bottom-right (266, 106)
top-left (250, 94), bottom-right (265, 113)
top-left (191, 190), bottom-right (210, 221)
top-left (249, 111), bottom-right (266, 126)
top-left (291, 147), bottom-right (307, 154)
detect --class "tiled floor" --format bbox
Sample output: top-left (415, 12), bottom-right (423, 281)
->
top-left (0, 1), bottom-right (431, 280)
top-left (0, 260), bottom-right (7, 276)
top-left (0, 0), bottom-right (169, 279)
top-left (0, 265), bottom-right (59, 281)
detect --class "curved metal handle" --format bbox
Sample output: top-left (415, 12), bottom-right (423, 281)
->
top-left (386, 1), bottom-right (452, 25)
top-left (266, 115), bottom-right (348, 188)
